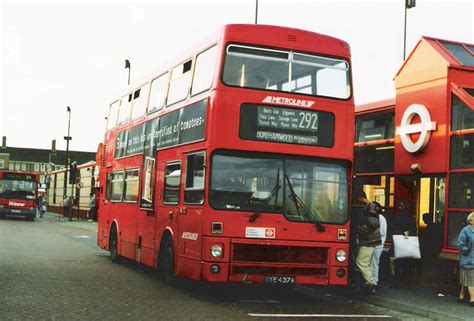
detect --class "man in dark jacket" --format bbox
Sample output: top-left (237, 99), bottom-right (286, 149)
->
top-left (355, 190), bottom-right (382, 294)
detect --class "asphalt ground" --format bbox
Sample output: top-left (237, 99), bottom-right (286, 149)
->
top-left (0, 213), bottom-right (438, 320)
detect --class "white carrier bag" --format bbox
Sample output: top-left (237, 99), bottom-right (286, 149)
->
top-left (393, 235), bottom-right (421, 259)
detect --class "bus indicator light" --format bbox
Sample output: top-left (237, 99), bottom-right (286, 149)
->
top-left (211, 222), bottom-right (223, 234)
top-left (337, 229), bottom-right (347, 240)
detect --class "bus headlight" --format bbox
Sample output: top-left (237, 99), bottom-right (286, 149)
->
top-left (336, 250), bottom-right (347, 262)
top-left (211, 244), bottom-right (223, 258)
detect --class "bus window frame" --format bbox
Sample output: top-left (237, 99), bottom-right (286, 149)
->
top-left (147, 72), bottom-right (170, 115)
top-left (105, 172), bottom-right (112, 202)
top-left (130, 83), bottom-right (151, 121)
top-left (117, 93), bottom-right (133, 126)
top-left (184, 151), bottom-right (206, 205)
top-left (190, 44), bottom-right (218, 97)
top-left (107, 100), bottom-right (120, 131)
top-left (110, 170), bottom-right (125, 203)
top-left (355, 111), bottom-right (395, 143)
top-left (163, 161), bottom-right (182, 205)
top-left (123, 167), bottom-right (140, 204)
top-left (220, 42), bottom-right (352, 101)
top-left (166, 59), bottom-right (194, 107)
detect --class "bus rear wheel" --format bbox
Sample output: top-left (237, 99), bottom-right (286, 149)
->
top-left (159, 235), bottom-right (175, 284)
top-left (109, 226), bottom-right (121, 263)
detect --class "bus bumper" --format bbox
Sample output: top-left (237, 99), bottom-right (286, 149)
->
top-left (201, 262), bottom-right (347, 285)
top-left (0, 208), bottom-right (36, 220)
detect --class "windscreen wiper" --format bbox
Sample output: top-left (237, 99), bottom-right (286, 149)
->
top-left (249, 169), bottom-right (281, 222)
top-left (284, 174), bottom-right (325, 232)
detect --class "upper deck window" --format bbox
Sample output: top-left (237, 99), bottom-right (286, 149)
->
top-left (148, 73), bottom-right (168, 114)
top-left (222, 44), bottom-right (351, 100)
top-left (118, 93), bottom-right (132, 125)
top-left (191, 45), bottom-right (218, 96)
top-left (107, 100), bottom-right (120, 131)
top-left (130, 84), bottom-right (150, 120)
top-left (167, 60), bottom-right (192, 106)
top-left (355, 111), bottom-right (395, 142)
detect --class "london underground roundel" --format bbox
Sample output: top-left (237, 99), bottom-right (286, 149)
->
top-left (396, 104), bottom-right (437, 153)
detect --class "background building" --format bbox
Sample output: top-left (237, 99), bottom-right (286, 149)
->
top-left (47, 161), bottom-right (97, 219)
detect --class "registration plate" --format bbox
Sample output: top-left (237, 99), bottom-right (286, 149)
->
top-left (264, 276), bottom-right (295, 284)
top-left (11, 209), bottom-right (22, 213)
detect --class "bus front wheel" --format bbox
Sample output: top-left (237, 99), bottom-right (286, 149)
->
top-left (159, 235), bottom-right (175, 284)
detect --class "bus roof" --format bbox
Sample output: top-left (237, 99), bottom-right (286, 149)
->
top-left (355, 98), bottom-right (395, 114)
top-left (221, 24), bottom-right (351, 57)
top-left (109, 24), bottom-right (352, 102)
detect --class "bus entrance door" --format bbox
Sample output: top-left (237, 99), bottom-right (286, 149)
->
top-left (396, 175), bottom-right (445, 235)
top-left (396, 175), bottom-right (445, 282)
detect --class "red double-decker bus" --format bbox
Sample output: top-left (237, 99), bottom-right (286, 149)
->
top-left (0, 170), bottom-right (39, 221)
top-left (97, 24), bottom-right (354, 285)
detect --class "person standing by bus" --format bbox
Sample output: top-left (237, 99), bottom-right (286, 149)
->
top-left (63, 195), bottom-right (70, 218)
top-left (371, 211), bottom-right (387, 287)
top-left (37, 195), bottom-right (45, 218)
top-left (457, 212), bottom-right (474, 306)
top-left (354, 190), bottom-right (382, 294)
top-left (88, 193), bottom-right (97, 221)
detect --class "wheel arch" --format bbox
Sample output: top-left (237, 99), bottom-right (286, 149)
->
top-left (109, 219), bottom-right (121, 253)
top-left (157, 227), bottom-right (175, 269)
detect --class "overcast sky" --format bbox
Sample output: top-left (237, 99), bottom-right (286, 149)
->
top-left (1, 0), bottom-right (472, 152)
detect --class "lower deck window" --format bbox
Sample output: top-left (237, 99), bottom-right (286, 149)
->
top-left (164, 163), bottom-right (181, 204)
top-left (185, 153), bottom-right (205, 204)
top-left (111, 171), bottom-right (124, 202)
top-left (124, 168), bottom-right (139, 202)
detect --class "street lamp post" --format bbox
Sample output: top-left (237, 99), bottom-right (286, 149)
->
top-left (64, 106), bottom-right (72, 221)
top-left (125, 59), bottom-right (131, 85)
top-left (255, 0), bottom-right (258, 24)
top-left (403, 0), bottom-right (416, 60)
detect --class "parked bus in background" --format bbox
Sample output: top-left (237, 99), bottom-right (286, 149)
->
top-left (0, 170), bottom-right (39, 221)
top-left (96, 24), bottom-right (354, 285)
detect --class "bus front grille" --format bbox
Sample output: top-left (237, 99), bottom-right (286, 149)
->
top-left (230, 265), bottom-right (327, 276)
top-left (231, 243), bottom-right (328, 264)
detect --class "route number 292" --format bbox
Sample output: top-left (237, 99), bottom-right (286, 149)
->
top-left (298, 112), bottom-right (318, 130)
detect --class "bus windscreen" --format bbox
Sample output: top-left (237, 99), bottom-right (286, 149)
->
top-left (222, 44), bottom-right (351, 99)
top-left (0, 179), bottom-right (37, 200)
top-left (210, 150), bottom-right (349, 224)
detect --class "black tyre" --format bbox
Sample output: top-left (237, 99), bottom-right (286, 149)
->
top-left (159, 235), bottom-right (175, 284)
top-left (109, 226), bottom-right (121, 263)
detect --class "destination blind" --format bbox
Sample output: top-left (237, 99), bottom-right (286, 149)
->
top-left (239, 103), bottom-right (334, 147)
top-left (2, 172), bottom-right (36, 181)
